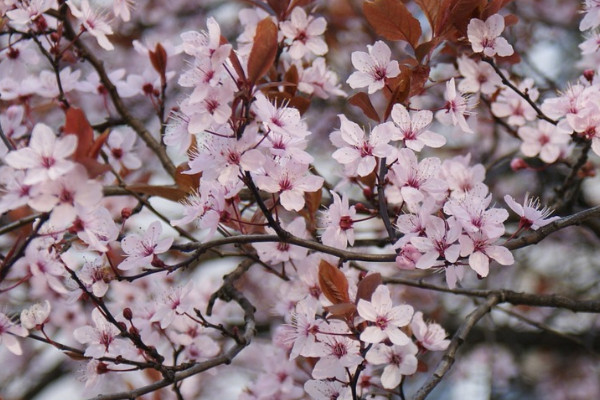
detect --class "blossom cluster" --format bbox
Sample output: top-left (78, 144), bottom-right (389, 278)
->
top-left (0, 0), bottom-right (597, 399)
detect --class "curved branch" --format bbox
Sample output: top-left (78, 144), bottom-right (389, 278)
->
top-left (412, 295), bottom-right (500, 400)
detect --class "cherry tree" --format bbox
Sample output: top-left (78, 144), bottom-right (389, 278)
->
top-left (0, 1), bottom-right (599, 399)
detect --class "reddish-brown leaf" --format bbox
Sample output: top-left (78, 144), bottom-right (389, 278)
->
top-left (318, 260), bottom-right (350, 305)
top-left (348, 92), bottom-right (380, 123)
top-left (247, 18), bottom-right (279, 85)
top-left (417, 359), bottom-right (429, 372)
top-left (284, 64), bottom-right (299, 96)
top-left (63, 108), bottom-right (111, 177)
top-left (356, 273), bottom-right (382, 303)
top-left (149, 43), bottom-right (168, 80)
top-left (221, 35), bottom-right (246, 82)
top-left (267, 0), bottom-right (290, 18)
top-left (88, 130), bottom-right (110, 159)
top-left (325, 302), bottom-right (357, 317)
top-left (383, 66), bottom-right (411, 120)
top-left (174, 163), bottom-right (201, 193)
top-left (289, 96), bottom-right (311, 115)
top-left (484, 0), bottom-right (514, 16)
top-left (408, 64), bottom-right (430, 98)
top-left (63, 107), bottom-right (93, 162)
top-left (449, 0), bottom-right (487, 35)
top-left (414, 0), bottom-right (441, 35)
top-left (363, 0), bottom-right (422, 49)
top-left (415, 39), bottom-right (440, 63)
top-left (504, 13), bottom-right (519, 27)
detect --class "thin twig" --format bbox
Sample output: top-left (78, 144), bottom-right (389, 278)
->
top-left (411, 295), bottom-right (500, 400)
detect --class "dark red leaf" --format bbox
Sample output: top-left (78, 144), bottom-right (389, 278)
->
top-left (247, 18), bottom-right (279, 85)
top-left (363, 0), bottom-right (422, 49)
top-left (318, 260), bottom-right (350, 305)
top-left (356, 273), bottom-right (382, 303)
top-left (348, 92), bottom-right (380, 123)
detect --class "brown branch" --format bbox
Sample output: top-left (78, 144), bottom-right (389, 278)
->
top-left (54, 10), bottom-right (177, 178)
top-left (412, 295), bottom-right (500, 400)
top-left (481, 56), bottom-right (557, 125)
top-left (505, 204), bottom-right (600, 250)
top-left (385, 276), bottom-right (600, 313)
top-left (89, 260), bottom-right (257, 400)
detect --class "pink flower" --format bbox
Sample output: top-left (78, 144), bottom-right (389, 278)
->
top-left (254, 158), bottom-right (324, 212)
top-left (436, 78), bottom-right (475, 133)
top-left (457, 56), bottom-right (502, 95)
top-left (253, 92), bottom-right (310, 138)
top-left (304, 379), bottom-right (352, 400)
top-left (365, 342), bottom-right (418, 389)
top-left (119, 221), bottom-right (173, 271)
top-left (104, 128), bottom-right (142, 171)
top-left (68, 0), bottom-right (115, 51)
top-left (467, 14), bottom-right (514, 57)
top-left (390, 104), bottom-right (446, 151)
top-left (298, 58), bottom-right (346, 99)
top-left (346, 40), bottom-right (400, 94)
top-left (321, 192), bottom-right (356, 249)
top-left (386, 149), bottom-right (447, 212)
top-left (410, 311), bottom-right (450, 351)
top-left (280, 7), bottom-right (328, 60)
top-left (181, 17), bottom-right (232, 66)
top-left (331, 115), bottom-right (395, 177)
top-left (0, 312), bottom-right (28, 355)
top-left (410, 216), bottom-right (462, 270)
top-left (459, 232), bottom-right (514, 277)
top-left (20, 300), bottom-right (51, 330)
top-left (357, 285), bottom-right (413, 345)
top-left (73, 308), bottom-right (127, 358)
top-left (491, 78), bottom-right (539, 127)
top-left (312, 321), bottom-right (362, 380)
top-left (5, 123), bottom-right (77, 185)
top-left (580, 0), bottom-right (600, 31)
top-left (517, 120), bottom-right (571, 163)
top-left (504, 194), bottom-right (560, 230)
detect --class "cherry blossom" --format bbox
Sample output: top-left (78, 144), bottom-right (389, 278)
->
top-left (253, 92), bottom-right (310, 138)
top-left (491, 78), bottom-right (539, 126)
top-left (517, 120), bottom-right (571, 163)
top-left (73, 308), bottom-right (129, 358)
top-left (320, 192), bottom-right (356, 249)
top-left (119, 221), bottom-right (173, 271)
top-left (304, 379), bottom-right (352, 400)
top-left (390, 104), bottom-right (446, 151)
top-left (386, 148), bottom-right (448, 212)
top-left (436, 78), bottom-right (475, 133)
top-left (5, 123), bottom-right (77, 185)
top-left (457, 56), bottom-right (502, 95)
top-left (357, 285), bottom-right (413, 345)
top-left (459, 232), bottom-right (514, 277)
top-left (20, 300), bottom-right (51, 330)
top-left (467, 14), bottom-right (514, 57)
top-left (346, 40), bottom-right (400, 94)
top-left (68, 0), bottom-right (115, 51)
top-left (104, 128), bottom-right (142, 171)
top-left (0, 312), bottom-right (28, 355)
top-left (580, 0), bottom-right (600, 31)
top-left (410, 311), bottom-right (450, 351)
top-left (254, 158), bottom-right (324, 212)
top-left (312, 320), bottom-right (362, 380)
top-left (280, 7), bottom-right (328, 60)
top-left (331, 115), bottom-right (395, 177)
top-left (410, 216), bottom-right (462, 270)
top-left (504, 194), bottom-right (560, 231)
top-left (297, 58), bottom-right (346, 99)
top-left (365, 342), bottom-right (418, 389)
